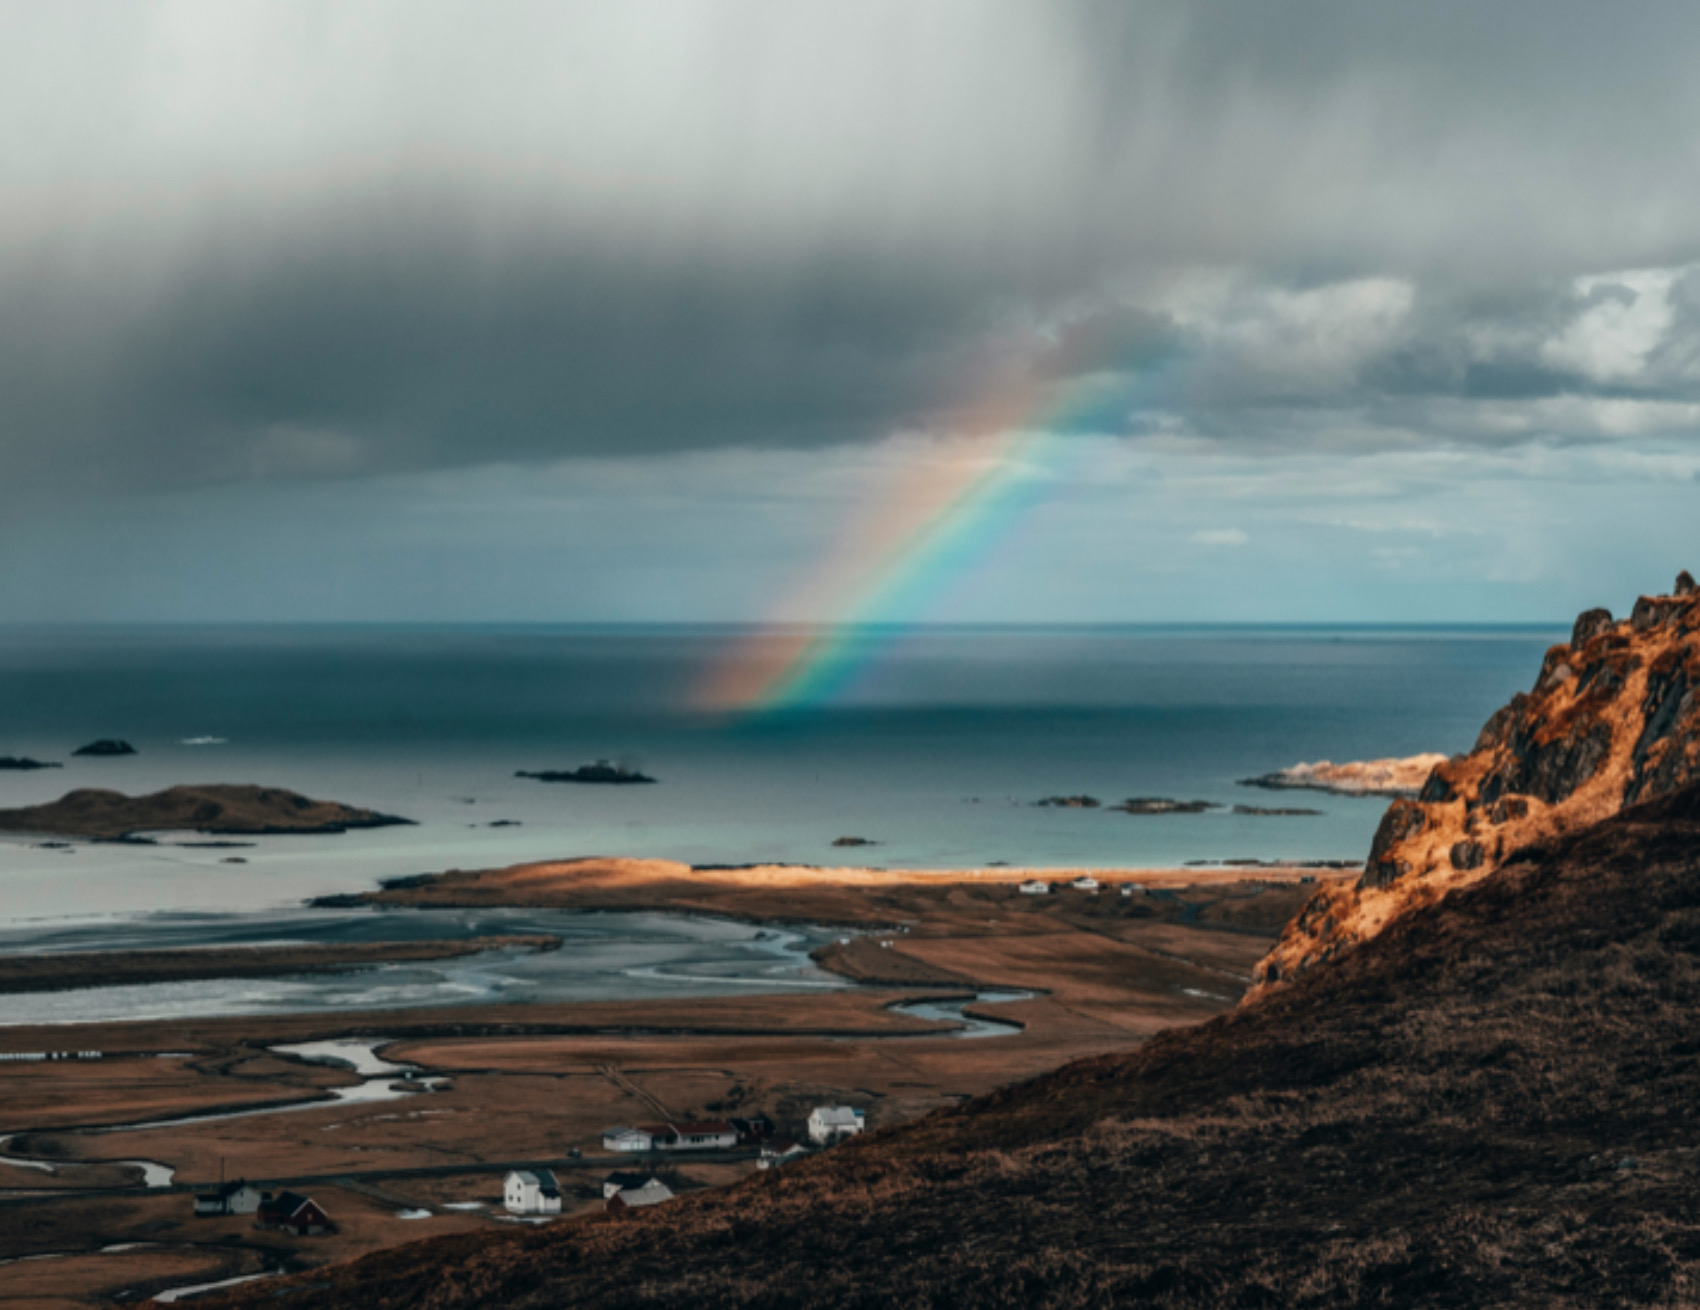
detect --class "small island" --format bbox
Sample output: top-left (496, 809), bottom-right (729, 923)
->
top-left (1232, 804), bottom-right (1324, 816)
top-left (516, 760), bottom-right (656, 784)
top-left (1036, 795), bottom-right (1100, 808)
top-left (1113, 798), bottom-right (1218, 814)
top-left (0, 784), bottom-right (414, 841)
top-left (71, 739), bottom-right (137, 757)
top-left (0, 757), bottom-right (60, 771)
top-left (1237, 753), bottom-right (1449, 798)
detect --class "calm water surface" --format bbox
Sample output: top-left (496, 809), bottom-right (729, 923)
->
top-left (0, 624), bottom-right (1560, 928)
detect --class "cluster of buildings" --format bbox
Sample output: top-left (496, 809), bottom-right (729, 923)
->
top-left (601, 1114), bottom-right (770, 1154)
top-left (193, 1180), bottom-right (334, 1235)
top-left (1018, 876), bottom-right (1146, 896)
top-left (195, 1103), bottom-right (869, 1229)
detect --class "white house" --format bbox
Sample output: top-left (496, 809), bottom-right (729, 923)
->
top-left (607, 1179), bottom-right (673, 1211)
top-left (1120, 882), bottom-right (1146, 897)
top-left (1017, 880), bottom-right (1049, 895)
top-left (504, 1169), bottom-right (562, 1215)
top-left (669, 1120), bottom-right (738, 1151)
top-left (757, 1138), bottom-right (808, 1170)
top-left (193, 1179), bottom-right (262, 1217)
top-left (807, 1105), bottom-right (864, 1146)
top-left (1070, 875), bottom-right (1099, 891)
top-left (602, 1126), bottom-right (653, 1152)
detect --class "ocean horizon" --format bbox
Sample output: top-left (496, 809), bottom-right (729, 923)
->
top-left (1, 622), bottom-right (1565, 926)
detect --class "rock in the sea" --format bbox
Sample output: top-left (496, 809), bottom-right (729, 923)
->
top-left (1113, 798), bottom-right (1216, 815)
top-left (1035, 795), bottom-right (1100, 808)
top-left (516, 760), bottom-right (656, 784)
top-left (1231, 804), bottom-right (1323, 816)
top-left (0, 785), bottom-right (413, 840)
top-left (71, 739), bottom-right (136, 757)
top-left (0, 757), bottom-right (60, 771)
top-left (831, 836), bottom-right (876, 847)
top-left (1238, 755), bottom-right (1449, 799)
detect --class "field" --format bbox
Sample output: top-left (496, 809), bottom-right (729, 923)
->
top-left (0, 865), bottom-right (1335, 1306)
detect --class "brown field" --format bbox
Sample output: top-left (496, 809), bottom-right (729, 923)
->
top-left (0, 862), bottom-right (1342, 1305)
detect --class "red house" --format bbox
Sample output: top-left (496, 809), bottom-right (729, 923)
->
top-left (255, 1190), bottom-right (335, 1235)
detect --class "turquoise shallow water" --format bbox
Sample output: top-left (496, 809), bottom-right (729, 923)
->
top-left (0, 623), bottom-right (1561, 925)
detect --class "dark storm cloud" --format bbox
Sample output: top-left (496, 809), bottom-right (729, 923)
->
top-left (7, 0), bottom-right (1700, 498)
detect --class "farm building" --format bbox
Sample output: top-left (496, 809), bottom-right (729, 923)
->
top-left (601, 1170), bottom-right (656, 1200)
top-left (602, 1126), bottom-right (653, 1152)
top-left (758, 1137), bottom-right (809, 1170)
top-left (255, 1191), bottom-right (334, 1235)
top-left (504, 1169), bottom-right (562, 1215)
top-left (607, 1179), bottom-right (674, 1211)
top-left (193, 1179), bottom-right (261, 1217)
top-left (807, 1105), bottom-right (865, 1145)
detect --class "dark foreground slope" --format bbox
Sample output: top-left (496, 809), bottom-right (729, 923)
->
top-left (209, 787), bottom-right (1700, 1309)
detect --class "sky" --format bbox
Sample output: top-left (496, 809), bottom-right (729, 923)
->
top-left (3, 0), bottom-right (1699, 625)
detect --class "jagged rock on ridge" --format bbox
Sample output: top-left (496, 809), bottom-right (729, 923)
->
top-left (1254, 570), bottom-right (1700, 992)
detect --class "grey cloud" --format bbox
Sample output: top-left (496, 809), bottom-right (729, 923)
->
top-left (9, 0), bottom-right (1700, 499)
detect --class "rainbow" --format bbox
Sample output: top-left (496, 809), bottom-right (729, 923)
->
top-left (693, 354), bottom-right (1149, 714)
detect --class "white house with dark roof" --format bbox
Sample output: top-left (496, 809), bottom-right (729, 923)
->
top-left (1070, 875), bottom-right (1099, 891)
top-left (504, 1169), bottom-right (562, 1215)
top-left (193, 1179), bottom-right (262, 1216)
top-left (1017, 880), bottom-right (1049, 895)
top-left (807, 1105), bottom-right (865, 1145)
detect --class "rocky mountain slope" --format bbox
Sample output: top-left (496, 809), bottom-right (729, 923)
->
top-left (206, 779), bottom-right (1700, 1309)
top-left (1255, 571), bottom-right (1700, 990)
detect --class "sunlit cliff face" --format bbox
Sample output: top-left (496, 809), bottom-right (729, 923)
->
top-left (1255, 571), bottom-right (1700, 993)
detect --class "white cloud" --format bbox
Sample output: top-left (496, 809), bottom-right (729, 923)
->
top-left (1192, 527), bottom-right (1248, 546)
top-left (1540, 267), bottom-right (1681, 383)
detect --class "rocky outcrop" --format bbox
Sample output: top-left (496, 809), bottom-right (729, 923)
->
top-left (516, 760), bottom-right (656, 784)
top-left (0, 785), bottom-right (413, 840)
top-left (0, 757), bottom-right (60, 770)
top-left (1237, 754), bottom-right (1450, 798)
top-left (1254, 572), bottom-right (1700, 992)
top-left (71, 739), bottom-right (136, 757)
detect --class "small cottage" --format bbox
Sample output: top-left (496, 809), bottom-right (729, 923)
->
top-left (757, 1137), bottom-right (808, 1170)
top-left (1120, 882), bottom-right (1146, 897)
top-left (607, 1179), bottom-right (674, 1211)
top-left (1017, 880), bottom-right (1049, 895)
top-left (601, 1170), bottom-right (656, 1200)
top-left (255, 1191), bottom-right (334, 1235)
top-left (602, 1126), bottom-right (653, 1152)
top-left (1070, 875), bottom-right (1099, 891)
top-left (504, 1169), bottom-right (562, 1215)
top-left (807, 1105), bottom-right (864, 1146)
top-left (671, 1120), bottom-right (738, 1151)
top-left (193, 1179), bottom-right (262, 1217)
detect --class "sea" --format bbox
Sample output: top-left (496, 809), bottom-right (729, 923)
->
top-left (0, 624), bottom-right (1562, 1022)
top-left (0, 622), bottom-right (1563, 919)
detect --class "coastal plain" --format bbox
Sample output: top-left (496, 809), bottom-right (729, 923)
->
top-left (0, 859), bottom-right (1337, 1307)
